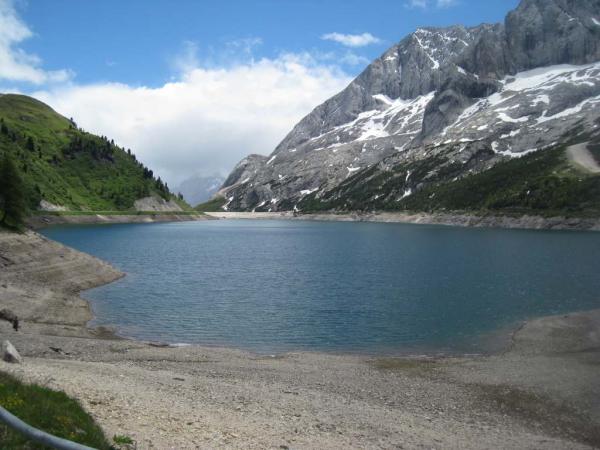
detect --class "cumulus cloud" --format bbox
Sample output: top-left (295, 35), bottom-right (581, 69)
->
top-left (34, 52), bottom-right (351, 185)
top-left (321, 32), bottom-right (381, 48)
top-left (2, 2), bottom-right (353, 186)
top-left (0, 0), bottom-right (72, 84)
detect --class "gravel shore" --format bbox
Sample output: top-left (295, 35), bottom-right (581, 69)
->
top-left (1, 229), bottom-right (599, 449)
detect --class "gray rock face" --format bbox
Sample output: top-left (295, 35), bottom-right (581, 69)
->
top-left (2, 340), bottom-right (22, 363)
top-left (133, 196), bottom-right (183, 212)
top-left (221, 0), bottom-right (600, 212)
top-left (221, 154), bottom-right (268, 189)
top-left (505, 0), bottom-right (600, 72)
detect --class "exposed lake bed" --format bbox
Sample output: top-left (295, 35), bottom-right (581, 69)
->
top-left (1, 224), bottom-right (600, 448)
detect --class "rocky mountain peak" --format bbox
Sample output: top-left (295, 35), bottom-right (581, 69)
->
top-left (219, 0), bottom-right (600, 213)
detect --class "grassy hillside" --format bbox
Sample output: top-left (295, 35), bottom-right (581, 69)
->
top-left (0, 94), bottom-right (187, 212)
top-left (194, 196), bottom-right (227, 212)
top-left (299, 126), bottom-right (600, 218)
top-left (0, 371), bottom-right (112, 449)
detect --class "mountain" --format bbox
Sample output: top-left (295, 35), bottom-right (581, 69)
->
top-left (220, 0), bottom-right (600, 216)
top-left (176, 174), bottom-right (224, 207)
top-left (0, 94), bottom-right (187, 212)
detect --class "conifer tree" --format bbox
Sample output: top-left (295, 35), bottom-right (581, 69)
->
top-left (26, 136), bottom-right (35, 151)
top-left (0, 153), bottom-right (27, 230)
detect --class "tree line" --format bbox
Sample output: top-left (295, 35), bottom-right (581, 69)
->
top-left (0, 114), bottom-right (179, 227)
top-left (0, 152), bottom-right (26, 230)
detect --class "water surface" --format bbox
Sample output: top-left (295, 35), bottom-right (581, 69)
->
top-left (42, 220), bottom-right (600, 354)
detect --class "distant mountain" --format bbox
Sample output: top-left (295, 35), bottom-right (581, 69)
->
top-left (221, 0), bottom-right (600, 217)
top-left (176, 174), bottom-right (224, 206)
top-left (0, 94), bottom-right (186, 212)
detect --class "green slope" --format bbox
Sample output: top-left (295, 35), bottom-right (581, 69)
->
top-left (194, 196), bottom-right (227, 212)
top-left (298, 125), bottom-right (600, 218)
top-left (0, 94), bottom-right (188, 212)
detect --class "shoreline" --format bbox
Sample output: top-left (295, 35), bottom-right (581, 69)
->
top-left (27, 212), bottom-right (210, 229)
top-left (84, 304), bottom-right (521, 359)
top-left (13, 225), bottom-right (576, 360)
top-left (205, 211), bottom-right (600, 231)
top-left (1, 229), bottom-right (599, 448)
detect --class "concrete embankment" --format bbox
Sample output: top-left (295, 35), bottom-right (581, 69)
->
top-left (206, 211), bottom-right (600, 231)
top-left (28, 212), bottom-right (210, 229)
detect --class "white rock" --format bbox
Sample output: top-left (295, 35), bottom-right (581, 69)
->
top-left (2, 340), bottom-right (22, 363)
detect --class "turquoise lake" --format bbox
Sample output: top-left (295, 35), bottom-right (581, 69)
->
top-left (42, 220), bottom-right (600, 355)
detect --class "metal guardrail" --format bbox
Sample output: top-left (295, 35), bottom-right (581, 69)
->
top-left (0, 405), bottom-right (96, 450)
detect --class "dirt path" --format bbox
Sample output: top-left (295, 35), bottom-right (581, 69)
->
top-left (567, 142), bottom-right (600, 173)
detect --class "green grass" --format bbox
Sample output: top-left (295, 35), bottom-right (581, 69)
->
top-left (112, 434), bottom-right (134, 445)
top-left (0, 371), bottom-right (111, 449)
top-left (0, 94), bottom-right (188, 213)
top-left (195, 196), bottom-right (227, 212)
top-left (299, 138), bottom-right (600, 218)
top-left (400, 145), bottom-right (600, 217)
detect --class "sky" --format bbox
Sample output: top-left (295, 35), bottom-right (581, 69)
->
top-left (0, 0), bottom-right (519, 187)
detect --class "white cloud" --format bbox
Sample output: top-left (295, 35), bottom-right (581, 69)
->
top-left (338, 52), bottom-right (370, 66)
top-left (3, 3), bottom-right (353, 187)
top-left (405, 0), bottom-right (428, 9)
top-left (321, 32), bottom-right (381, 48)
top-left (224, 37), bottom-right (263, 56)
top-left (436, 0), bottom-right (458, 7)
top-left (33, 52), bottom-right (352, 186)
top-left (405, 0), bottom-right (459, 9)
top-left (170, 40), bottom-right (200, 74)
top-left (0, 0), bottom-right (72, 84)
top-left (309, 49), bottom-right (370, 67)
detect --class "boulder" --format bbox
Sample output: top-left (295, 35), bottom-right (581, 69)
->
top-left (0, 308), bottom-right (19, 331)
top-left (2, 340), bottom-right (22, 363)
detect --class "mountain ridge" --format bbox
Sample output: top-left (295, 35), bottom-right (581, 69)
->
top-left (219, 0), bottom-right (600, 215)
top-left (0, 94), bottom-right (188, 213)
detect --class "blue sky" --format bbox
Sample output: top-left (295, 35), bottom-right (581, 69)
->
top-left (1, 0), bottom-right (520, 185)
top-left (20, 0), bottom-right (518, 86)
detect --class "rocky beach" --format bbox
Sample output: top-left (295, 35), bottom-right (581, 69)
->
top-left (0, 228), bottom-right (599, 449)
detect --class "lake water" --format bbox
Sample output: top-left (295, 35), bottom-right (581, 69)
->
top-left (42, 220), bottom-right (600, 355)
